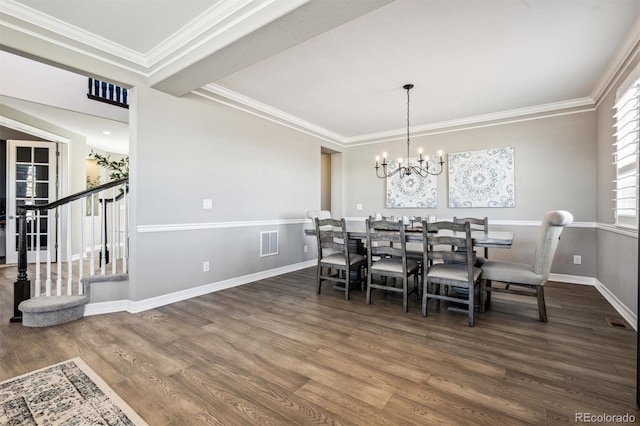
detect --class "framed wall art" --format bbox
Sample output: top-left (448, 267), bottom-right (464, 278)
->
top-left (448, 147), bottom-right (515, 208)
top-left (386, 158), bottom-right (438, 208)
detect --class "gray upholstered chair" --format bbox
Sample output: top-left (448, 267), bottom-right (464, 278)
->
top-left (422, 220), bottom-right (483, 326)
top-left (480, 210), bottom-right (573, 322)
top-left (314, 218), bottom-right (366, 300)
top-left (306, 210), bottom-right (331, 220)
top-left (366, 219), bottom-right (420, 312)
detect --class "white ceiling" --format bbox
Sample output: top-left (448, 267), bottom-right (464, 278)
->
top-left (2, 0), bottom-right (640, 146)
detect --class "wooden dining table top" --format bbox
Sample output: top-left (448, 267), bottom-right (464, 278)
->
top-left (305, 225), bottom-right (514, 248)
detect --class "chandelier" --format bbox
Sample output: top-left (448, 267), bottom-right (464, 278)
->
top-left (375, 84), bottom-right (445, 179)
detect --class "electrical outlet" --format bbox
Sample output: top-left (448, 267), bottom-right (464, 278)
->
top-left (573, 255), bottom-right (581, 265)
top-left (203, 199), bottom-right (213, 210)
top-left (304, 245), bottom-right (308, 253)
top-left (356, 203), bottom-right (363, 210)
top-left (203, 261), bottom-right (210, 272)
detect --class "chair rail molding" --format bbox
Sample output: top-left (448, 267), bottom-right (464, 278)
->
top-left (137, 218), bottom-right (308, 233)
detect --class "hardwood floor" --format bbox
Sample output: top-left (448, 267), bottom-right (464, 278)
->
top-left (0, 266), bottom-right (637, 425)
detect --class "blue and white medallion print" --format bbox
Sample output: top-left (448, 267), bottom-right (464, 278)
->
top-left (448, 147), bottom-right (515, 208)
top-left (386, 158), bottom-right (438, 208)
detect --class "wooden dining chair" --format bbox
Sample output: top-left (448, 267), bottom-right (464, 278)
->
top-left (480, 210), bottom-right (573, 321)
top-left (453, 216), bottom-right (489, 262)
top-left (366, 219), bottom-right (420, 312)
top-left (422, 220), bottom-right (484, 326)
top-left (314, 218), bottom-right (366, 300)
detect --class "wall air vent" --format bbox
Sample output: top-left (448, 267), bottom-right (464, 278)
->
top-left (260, 231), bottom-right (279, 257)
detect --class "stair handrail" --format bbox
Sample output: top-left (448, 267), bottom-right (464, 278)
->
top-left (21, 177), bottom-right (128, 212)
top-left (11, 177), bottom-right (129, 323)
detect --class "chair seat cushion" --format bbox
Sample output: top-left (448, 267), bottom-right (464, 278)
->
top-left (320, 253), bottom-right (365, 266)
top-left (370, 258), bottom-right (419, 274)
top-left (427, 264), bottom-right (481, 286)
top-left (481, 260), bottom-right (544, 286)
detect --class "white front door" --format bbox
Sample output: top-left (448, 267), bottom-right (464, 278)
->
top-left (6, 141), bottom-right (58, 264)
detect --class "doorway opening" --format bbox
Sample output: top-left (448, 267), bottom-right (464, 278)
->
top-left (321, 152), bottom-right (331, 211)
top-left (320, 146), bottom-right (342, 217)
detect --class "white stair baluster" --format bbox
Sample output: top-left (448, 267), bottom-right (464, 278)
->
top-left (78, 199), bottom-right (84, 294)
top-left (111, 190), bottom-right (116, 274)
top-left (100, 193), bottom-right (105, 275)
top-left (67, 202), bottom-right (72, 295)
top-left (90, 193), bottom-right (95, 276)
top-left (123, 189), bottom-right (128, 273)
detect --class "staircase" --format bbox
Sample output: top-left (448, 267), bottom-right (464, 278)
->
top-left (19, 273), bottom-right (128, 327)
top-left (11, 178), bottom-right (129, 327)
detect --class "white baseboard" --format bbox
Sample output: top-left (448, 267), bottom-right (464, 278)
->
top-left (593, 279), bottom-right (637, 331)
top-left (84, 266), bottom-right (637, 332)
top-left (84, 300), bottom-right (130, 316)
top-left (83, 259), bottom-right (316, 316)
top-left (548, 273), bottom-right (596, 286)
top-left (550, 273), bottom-right (637, 331)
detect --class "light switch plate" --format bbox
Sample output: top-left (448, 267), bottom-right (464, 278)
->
top-left (356, 203), bottom-right (363, 210)
top-left (203, 199), bottom-right (213, 210)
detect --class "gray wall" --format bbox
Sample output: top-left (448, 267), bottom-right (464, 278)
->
top-left (128, 86), bottom-right (342, 300)
top-left (595, 51), bottom-right (640, 318)
top-left (342, 111), bottom-right (598, 278)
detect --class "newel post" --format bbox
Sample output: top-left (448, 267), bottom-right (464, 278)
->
top-left (11, 206), bottom-right (30, 323)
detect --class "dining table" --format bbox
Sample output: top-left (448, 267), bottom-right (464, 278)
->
top-left (304, 223), bottom-right (514, 248)
top-left (306, 221), bottom-right (514, 311)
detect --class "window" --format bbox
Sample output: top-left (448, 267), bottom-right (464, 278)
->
top-left (613, 76), bottom-right (640, 228)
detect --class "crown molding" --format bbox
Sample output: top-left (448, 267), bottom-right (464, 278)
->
top-left (196, 84), bottom-right (596, 147)
top-left (196, 84), bottom-right (345, 145)
top-left (145, 0), bottom-right (256, 68)
top-left (344, 97), bottom-right (595, 145)
top-left (1, 0), bottom-right (308, 78)
top-left (591, 13), bottom-right (640, 105)
top-left (1, 0), bottom-right (145, 65)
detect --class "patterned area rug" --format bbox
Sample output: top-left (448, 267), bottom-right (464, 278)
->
top-left (0, 358), bottom-right (147, 425)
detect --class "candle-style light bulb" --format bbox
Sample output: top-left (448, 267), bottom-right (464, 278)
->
top-left (375, 155), bottom-right (380, 162)
top-left (382, 152), bottom-right (388, 160)
top-left (438, 150), bottom-right (443, 160)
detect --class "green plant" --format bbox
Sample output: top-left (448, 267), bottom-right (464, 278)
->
top-left (86, 176), bottom-right (102, 189)
top-left (89, 151), bottom-right (129, 180)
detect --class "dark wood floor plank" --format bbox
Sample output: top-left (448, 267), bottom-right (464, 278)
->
top-left (1, 266), bottom-right (638, 425)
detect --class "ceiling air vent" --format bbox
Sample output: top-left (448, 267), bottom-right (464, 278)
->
top-left (260, 231), bottom-right (279, 257)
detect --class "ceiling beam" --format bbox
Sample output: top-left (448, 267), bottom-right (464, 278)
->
top-left (151, 0), bottom-right (394, 96)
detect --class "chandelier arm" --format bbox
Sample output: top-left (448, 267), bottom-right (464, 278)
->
top-left (376, 164), bottom-right (402, 178)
